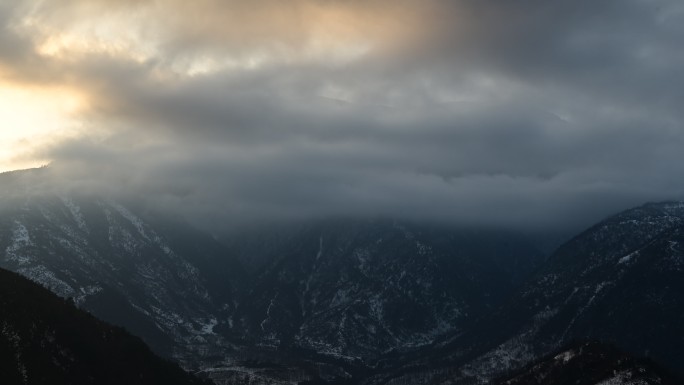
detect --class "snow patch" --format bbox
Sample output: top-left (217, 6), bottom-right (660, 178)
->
top-left (60, 196), bottom-right (88, 232)
top-left (595, 370), bottom-right (643, 385)
top-left (108, 201), bottom-right (151, 241)
top-left (73, 285), bottom-right (103, 306)
top-left (199, 318), bottom-right (218, 335)
top-left (618, 251), bottom-right (639, 265)
top-left (260, 294), bottom-right (279, 332)
top-left (5, 221), bottom-right (32, 265)
top-left (554, 350), bottom-right (575, 363)
top-left (17, 265), bottom-right (75, 298)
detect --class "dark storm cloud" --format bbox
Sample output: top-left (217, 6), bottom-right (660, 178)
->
top-left (2, 0), bottom-right (684, 233)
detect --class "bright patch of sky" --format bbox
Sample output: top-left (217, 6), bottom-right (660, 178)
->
top-left (0, 83), bottom-right (82, 172)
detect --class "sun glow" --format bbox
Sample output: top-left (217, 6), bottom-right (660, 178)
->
top-left (0, 83), bottom-right (84, 173)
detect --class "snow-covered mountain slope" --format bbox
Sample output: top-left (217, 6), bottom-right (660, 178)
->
top-left (0, 266), bottom-right (207, 385)
top-left (366, 202), bottom-right (684, 384)
top-left (492, 341), bottom-right (680, 385)
top-left (224, 219), bottom-right (543, 359)
top-left (478, 202), bottom-right (684, 377)
top-left (0, 181), bottom-right (244, 366)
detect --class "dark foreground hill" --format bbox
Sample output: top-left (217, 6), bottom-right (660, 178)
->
top-left (0, 266), bottom-right (207, 385)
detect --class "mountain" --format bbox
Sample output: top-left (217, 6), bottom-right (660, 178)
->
top-left (365, 202), bottom-right (684, 384)
top-left (0, 266), bottom-right (207, 385)
top-left (224, 219), bottom-right (543, 360)
top-left (0, 169), bottom-right (246, 368)
top-left (492, 341), bottom-right (680, 385)
top-left (4, 169), bottom-right (684, 384)
top-left (471, 201), bottom-right (684, 377)
top-left (1, 169), bottom-right (548, 383)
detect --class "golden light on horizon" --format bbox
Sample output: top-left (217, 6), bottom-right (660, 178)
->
top-left (0, 82), bottom-right (84, 173)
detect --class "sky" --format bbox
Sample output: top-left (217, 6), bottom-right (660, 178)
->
top-left (1, 0), bottom-right (683, 233)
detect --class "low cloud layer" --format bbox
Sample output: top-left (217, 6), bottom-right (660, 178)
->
top-left (1, 0), bottom-right (683, 233)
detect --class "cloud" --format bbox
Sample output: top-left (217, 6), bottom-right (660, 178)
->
top-left (1, 0), bottom-right (683, 234)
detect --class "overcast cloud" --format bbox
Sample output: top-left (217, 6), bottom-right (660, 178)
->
top-left (1, 0), bottom-right (683, 233)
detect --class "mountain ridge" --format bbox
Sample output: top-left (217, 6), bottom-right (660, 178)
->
top-left (363, 200), bottom-right (684, 384)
